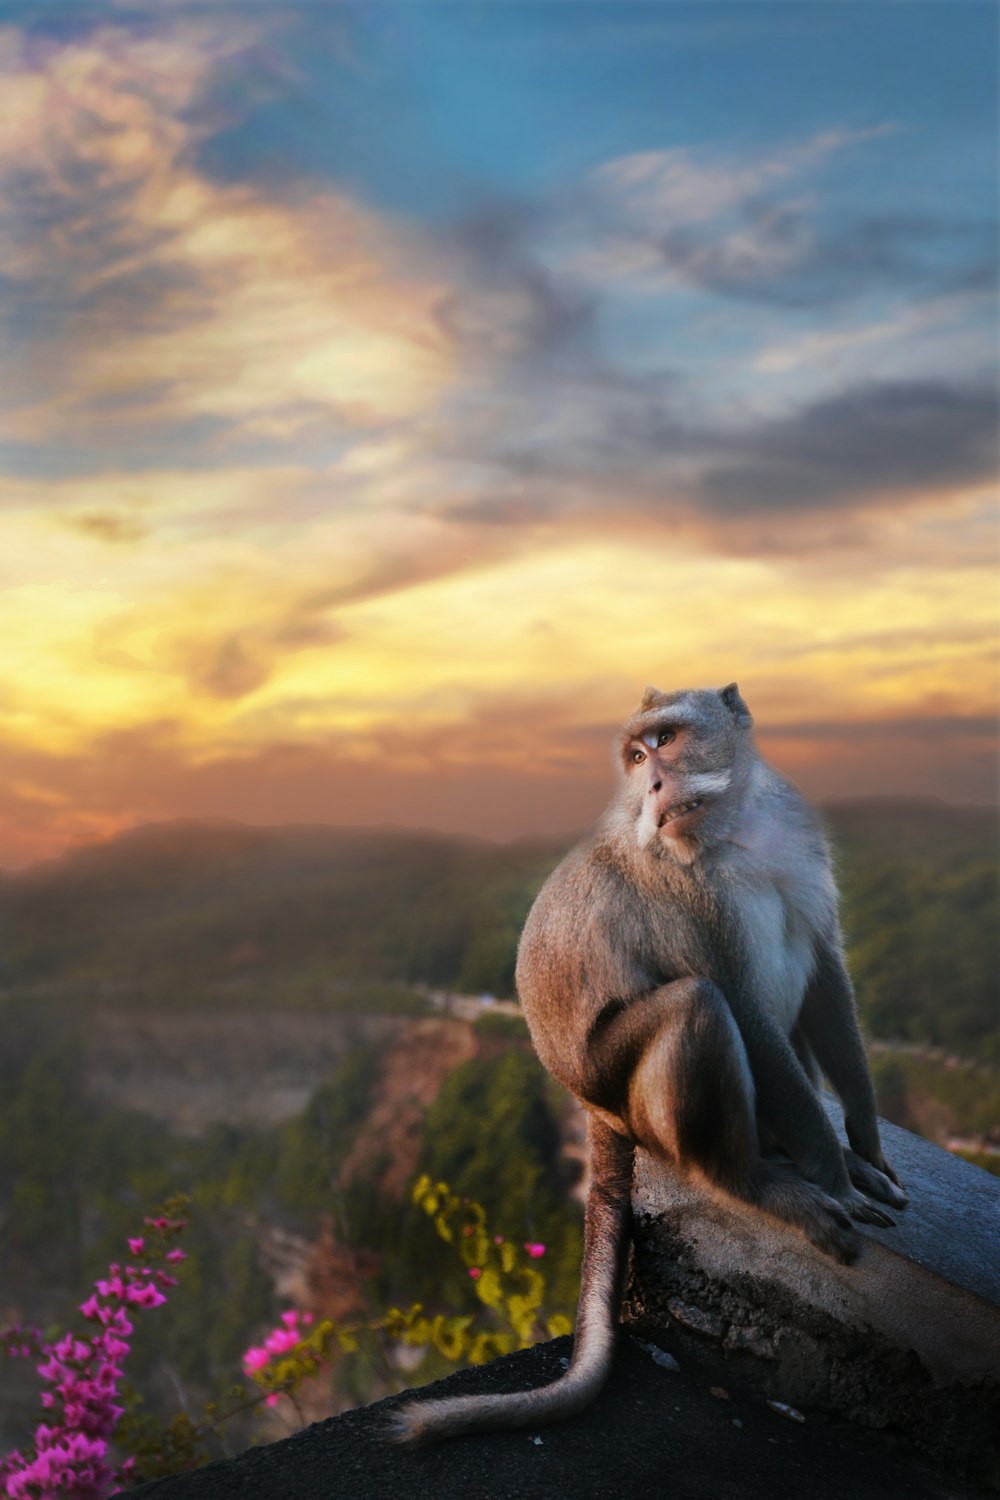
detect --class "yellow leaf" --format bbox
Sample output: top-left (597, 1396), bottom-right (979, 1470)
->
top-left (433, 1212), bottom-right (454, 1243)
top-left (475, 1267), bottom-right (504, 1309)
top-left (431, 1315), bottom-right (474, 1360)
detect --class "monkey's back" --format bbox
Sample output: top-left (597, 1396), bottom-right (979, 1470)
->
top-left (515, 832), bottom-right (707, 1095)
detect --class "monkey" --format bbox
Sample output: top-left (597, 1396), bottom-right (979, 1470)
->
top-left (388, 683), bottom-right (906, 1447)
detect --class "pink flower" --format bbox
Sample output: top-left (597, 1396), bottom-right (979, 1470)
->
top-left (1, 1208), bottom-right (187, 1499)
top-left (95, 1271), bottom-right (125, 1300)
top-left (243, 1347), bottom-right (270, 1372)
top-left (468, 1267), bottom-right (481, 1280)
top-left (263, 1327), bottom-right (299, 1356)
top-left (126, 1282), bottom-right (167, 1309)
top-left (165, 1248), bottom-right (186, 1264)
top-left (524, 1243), bottom-right (546, 1258)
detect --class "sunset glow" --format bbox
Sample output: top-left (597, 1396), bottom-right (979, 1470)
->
top-left (1, 4), bottom-right (997, 867)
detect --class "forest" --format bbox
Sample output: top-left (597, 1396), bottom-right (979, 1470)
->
top-left (0, 798), bottom-right (996, 1454)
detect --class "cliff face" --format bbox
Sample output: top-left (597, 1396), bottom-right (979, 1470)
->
top-left (337, 1017), bottom-right (479, 1197)
top-left (83, 1009), bottom-right (407, 1134)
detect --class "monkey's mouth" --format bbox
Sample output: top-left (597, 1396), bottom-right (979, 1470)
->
top-left (658, 798), bottom-right (705, 830)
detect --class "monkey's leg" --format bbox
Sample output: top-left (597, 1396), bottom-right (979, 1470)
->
top-left (386, 1116), bottom-right (633, 1447)
top-left (799, 942), bottom-right (907, 1209)
top-left (587, 978), bottom-right (861, 1262)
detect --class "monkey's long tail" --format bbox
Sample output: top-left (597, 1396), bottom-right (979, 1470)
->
top-left (386, 1119), bottom-right (635, 1448)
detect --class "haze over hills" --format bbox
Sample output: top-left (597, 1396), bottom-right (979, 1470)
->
top-left (0, 804), bottom-right (995, 1038)
top-left (1, 823), bottom-right (561, 1004)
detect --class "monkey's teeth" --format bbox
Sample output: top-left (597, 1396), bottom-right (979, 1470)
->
top-left (665, 798), bottom-right (703, 821)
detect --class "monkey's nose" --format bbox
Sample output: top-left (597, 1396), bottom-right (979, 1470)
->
top-left (649, 778), bottom-right (662, 794)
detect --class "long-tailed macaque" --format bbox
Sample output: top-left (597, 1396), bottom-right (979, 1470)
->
top-left (389, 684), bottom-right (906, 1446)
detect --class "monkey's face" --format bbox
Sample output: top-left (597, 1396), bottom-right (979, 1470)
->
top-left (618, 684), bottom-right (753, 855)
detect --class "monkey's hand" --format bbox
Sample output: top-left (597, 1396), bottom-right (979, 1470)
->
top-left (843, 1147), bottom-right (908, 1210)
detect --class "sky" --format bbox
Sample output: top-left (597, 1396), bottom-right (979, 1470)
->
top-left (0, 1), bottom-right (997, 867)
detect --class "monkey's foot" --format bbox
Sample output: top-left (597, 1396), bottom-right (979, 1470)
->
top-left (841, 1187), bottom-right (895, 1228)
top-left (844, 1148), bottom-right (908, 1210)
top-left (752, 1160), bottom-right (858, 1263)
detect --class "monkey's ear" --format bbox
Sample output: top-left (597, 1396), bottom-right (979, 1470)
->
top-left (719, 682), bottom-right (753, 727)
top-left (640, 685), bottom-right (662, 711)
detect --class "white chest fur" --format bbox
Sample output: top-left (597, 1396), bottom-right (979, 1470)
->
top-left (731, 877), bottom-right (815, 1036)
top-left (720, 775), bottom-right (835, 1036)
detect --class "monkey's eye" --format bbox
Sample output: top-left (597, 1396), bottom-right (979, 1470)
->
top-left (631, 748), bottom-right (646, 765)
top-left (656, 729), bottom-right (675, 748)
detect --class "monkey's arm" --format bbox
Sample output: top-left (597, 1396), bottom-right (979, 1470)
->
top-left (722, 979), bottom-right (856, 1199)
top-left (797, 938), bottom-right (906, 1201)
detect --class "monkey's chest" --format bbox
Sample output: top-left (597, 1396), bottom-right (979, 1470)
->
top-left (727, 881), bottom-right (814, 1035)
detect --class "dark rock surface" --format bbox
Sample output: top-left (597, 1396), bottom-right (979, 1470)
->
top-left (628, 1106), bottom-right (1000, 1486)
top-left (124, 1335), bottom-right (986, 1500)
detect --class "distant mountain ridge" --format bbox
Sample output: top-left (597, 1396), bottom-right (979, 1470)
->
top-left (1, 800), bottom-right (996, 1064)
top-left (6, 793), bottom-right (995, 882)
top-left (0, 817), bottom-right (564, 993)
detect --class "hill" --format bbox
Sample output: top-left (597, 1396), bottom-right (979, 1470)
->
top-left (0, 820), bottom-right (563, 998)
top-left (2, 799), bottom-right (996, 1058)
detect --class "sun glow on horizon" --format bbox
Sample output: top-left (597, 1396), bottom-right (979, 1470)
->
top-left (0, 6), bottom-right (996, 868)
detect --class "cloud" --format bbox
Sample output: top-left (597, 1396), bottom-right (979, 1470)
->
top-left (750, 292), bottom-right (995, 377)
top-left (434, 198), bottom-right (597, 368)
top-left (3, 684), bottom-right (996, 870)
top-left (420, 361), bottom-right (996, 548)
top-left (197, 637), bottom-right (272, 701)
top-left (763, 712), bottom-right (998, 743)
top-left (568, 127), bottom-right (994, 309)
top-left (57, 509), bottom-right (150, 544)
top-left (592, 128), bottom-right (899, 230)
top-left (697, 379), bottom-right (999, 514)
top-left (0, 18), bottom-right (456, 452)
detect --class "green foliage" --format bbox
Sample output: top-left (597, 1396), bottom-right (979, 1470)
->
top-left (272, 1046), bottom-right (380, 1223)
top-left (1, 823), bottom-right (557, 996)
top-left (4, 808), bottom-right (995, 1065)
top-left (411, 1051), bottom-right (582, 1310)
top-left (843, 860), bottom-right (999, 1063)
top-left (871, 1047), bottom-right (1000, 1143)
top-left (241, 1178), bottom-right (572, 1432)
top-left (474, 1010), bottom-right (530, 1041)
top-left (952, 1149), bottom-right (1000, 1178)
top-left (116, 1392), bottom-right (214, 1482)
top-left (3, 1036), bottom-right (89, 1270)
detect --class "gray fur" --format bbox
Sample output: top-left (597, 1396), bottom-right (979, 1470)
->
top-left (387, 683), bottom-right (905, 1448)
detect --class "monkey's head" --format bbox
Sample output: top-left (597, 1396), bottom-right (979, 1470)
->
top-left (615, 683), bottom-right (755, 858)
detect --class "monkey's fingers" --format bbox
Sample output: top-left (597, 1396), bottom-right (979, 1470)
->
top-left (844, 1149), bottom-right (908, 1209)
top-left (786, 1186), bottom-right (859, 1262)
top-left (801, 1202), bottom-right (858, 1264)
top-left (877, 1157), bottom-right (908, 1200)
top-left (844, 1189), bottom-right (895, 1229)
